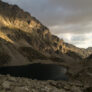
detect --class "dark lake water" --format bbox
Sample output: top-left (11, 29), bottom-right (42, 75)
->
top-left (0, 63), bottom-right (68, 80)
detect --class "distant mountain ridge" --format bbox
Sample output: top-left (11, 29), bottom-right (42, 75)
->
top-left (65, 43), bottom-right (92, 58)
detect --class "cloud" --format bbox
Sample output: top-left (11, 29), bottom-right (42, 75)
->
top-left (2, 0), bottom-right (92, 48)
top-left (50, 21), bottom-right (92, 34)
top-left (58, 33), bottom-right (92, 48)
top-left (3, 0), bottom-right (92, 26)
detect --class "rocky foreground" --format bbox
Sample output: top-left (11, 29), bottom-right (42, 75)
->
top-left (0, 75), bottom-right (91, 92)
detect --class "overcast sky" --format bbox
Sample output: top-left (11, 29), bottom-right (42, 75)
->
top-left (2, 0), bottom-right (92, 48)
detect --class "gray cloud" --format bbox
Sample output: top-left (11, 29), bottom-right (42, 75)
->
top-left (2, 0), bottom-right (92, 48)
top-left (3, 0), bottom-right (92, 29)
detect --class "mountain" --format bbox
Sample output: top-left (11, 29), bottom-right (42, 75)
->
top-left (0, 0), bottom-right (80, 66)
top-left (0, 0), bottom-right (91, 75)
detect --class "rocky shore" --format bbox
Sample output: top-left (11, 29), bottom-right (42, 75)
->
top-left (0, 75), bottom-right (91, 92)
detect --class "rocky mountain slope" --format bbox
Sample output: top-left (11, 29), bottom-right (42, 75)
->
top-left (0, 0), bottom-right (83, 67)
top-left (0, 1), bottom-right (92, 64)
top-left (0, 0), bottom-right (91, 79)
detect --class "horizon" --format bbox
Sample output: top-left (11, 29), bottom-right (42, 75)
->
top-left (2, 0), bottom-right (92, 48)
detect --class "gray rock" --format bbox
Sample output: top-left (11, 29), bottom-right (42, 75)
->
top-left (71, 86), bottom-right (82, 92)
top-left (2, 81), bottom-right (11, 89)
top-left (13, 86), bottom-right (29, 92)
